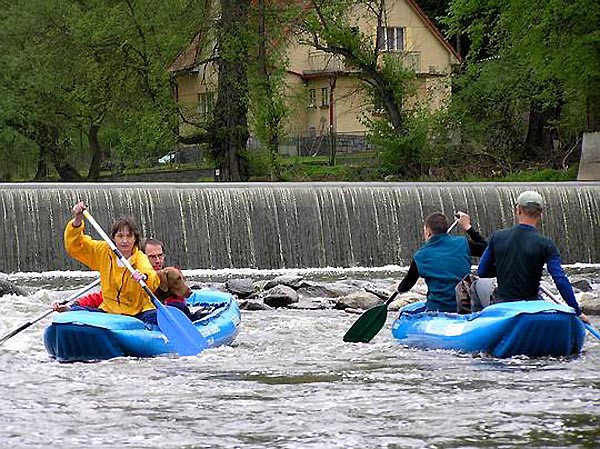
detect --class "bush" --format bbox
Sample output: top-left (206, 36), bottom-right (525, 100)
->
top-left (500, 166), bottom-right (578, 182)
top-left (368, 118), bottom-right (427, 178)
top-left (279, 162), bottom-right (352, 181)
top-left (246, 148), bottom-right (273, 178)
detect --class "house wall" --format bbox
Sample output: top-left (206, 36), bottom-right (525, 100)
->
top-left (176, 72), bottom-right (201, 105)
top-left (175, 65), bottom-right (218, 137)
top-left (381, 0), bottom-right (458, 73)
top-left (294, 76), bottom-right (369, 136)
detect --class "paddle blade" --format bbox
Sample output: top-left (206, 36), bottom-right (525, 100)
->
top-left (343, 304), bottom-right (389, 343)
top-left (157, 304), bottom-right (208, 356)
top-left (584, 323), bottom-right (600, 341)
top-left (0, 323), bottom-right (32, 346)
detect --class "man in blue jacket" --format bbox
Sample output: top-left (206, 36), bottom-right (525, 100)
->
top-left (478, 190), bottom-right (590, 323)
top-left (397, 211), bottom-right (486, 312)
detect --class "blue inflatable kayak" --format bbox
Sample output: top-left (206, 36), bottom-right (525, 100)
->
top-left (44, 290), bottom-right (241, 362)
top-left (391, 300), bottom-right (585, 358)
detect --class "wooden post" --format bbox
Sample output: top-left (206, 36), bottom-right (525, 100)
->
top-left (328, 74), bottom-right (337, 166)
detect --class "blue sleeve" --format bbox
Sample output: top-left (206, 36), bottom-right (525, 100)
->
top-left (477, 240), bottom-right (496, 278)
top-left (547, 253), bottom-right (581, 315)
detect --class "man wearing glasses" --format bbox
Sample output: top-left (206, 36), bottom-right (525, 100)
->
top-left (140, 238), bottom-right (166, 271)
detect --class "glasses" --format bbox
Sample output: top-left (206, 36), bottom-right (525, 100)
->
top-left (147, 253), bottom-right (165, 259)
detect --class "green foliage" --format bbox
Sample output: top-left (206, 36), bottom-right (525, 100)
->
top-left (109, 101), bottom-right (180, 162)
top-left (246, 148), bottom-right (274, 178)
top-left (279, 161), bottom-right (353, 182)
top-left (0, 128), bottom-right (39, 181)
top-left (448, 61), bottom-right (528, 164)
top-left (374, 54), bottom-right (417, 109)
top-left (246, 1), bottom-right (295, 179)
top-left (500, 166), bottom-right (578, 182)
top-left (0, 0), bottom-right (207, 179)
top-left (445, 0), bottom-right (600, 167)
top-left (368, 119), bottom-right (420, 177)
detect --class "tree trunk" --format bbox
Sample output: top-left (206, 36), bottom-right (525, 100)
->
top-left (359, 65), bottom-right (405, 132)
top-left (33, 146), bottom-right (49, 180)
top-left (44, 125), bottom-right (83, 181)
top-left (87, 123), bottom-right (103, 181)
top-left (258, 0), bottom-right (281, 180)
top-left (377, 77), bottom-right (404, 132)
top-left (525, 101), bottom-right (561, 163)
top-left (208, 0), bottom-right (251, 182)
top-left (29, 124), bottom-right (82, 181)
top-left (587, 90), bottom-right (600, 132)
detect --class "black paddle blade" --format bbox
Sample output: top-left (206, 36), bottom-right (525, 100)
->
top-left (343, 303), bottom-right (389, 343)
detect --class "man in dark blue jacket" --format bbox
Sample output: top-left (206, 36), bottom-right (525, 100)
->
top-left (478, 190), bottom-right (590, 323)
top-left (397, 211), bottom-right (486, 312)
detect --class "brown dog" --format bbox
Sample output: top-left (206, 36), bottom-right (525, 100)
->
top-left (155, 267), bottom-right (192, 302)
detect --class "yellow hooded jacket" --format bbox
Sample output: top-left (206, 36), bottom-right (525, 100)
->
top-left (64, 219), bottom-right (159, 316)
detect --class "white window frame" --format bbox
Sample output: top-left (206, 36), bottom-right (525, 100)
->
top-left (197, 91), bottom-right (214, 118)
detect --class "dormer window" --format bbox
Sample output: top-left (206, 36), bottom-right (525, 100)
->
top-left (378, 27), bottom-right (405, 52)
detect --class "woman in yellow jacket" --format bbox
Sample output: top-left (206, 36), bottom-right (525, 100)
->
top-left (64, 201), bottom-right (160, 325)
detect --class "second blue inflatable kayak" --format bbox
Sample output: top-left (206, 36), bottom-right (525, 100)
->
top-left (392, 300), bottom-right (585, 358)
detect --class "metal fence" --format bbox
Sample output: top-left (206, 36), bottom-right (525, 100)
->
top-left (273, 131), bottom-right (373, 157)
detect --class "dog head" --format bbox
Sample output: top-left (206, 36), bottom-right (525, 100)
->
top-left (156, 266), bottom-right (191, 299)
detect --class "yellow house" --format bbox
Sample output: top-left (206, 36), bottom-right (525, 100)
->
top-left (169, 0), bottom-right (461, 156)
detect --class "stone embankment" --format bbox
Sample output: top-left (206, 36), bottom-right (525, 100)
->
top-left (0, 274), bottom-right (27, 297)
top-left (190, 274), bottom-right (600, 315)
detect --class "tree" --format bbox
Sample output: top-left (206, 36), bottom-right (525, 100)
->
top-left (246, 0), bottom-right (291, 180)
top-left (297, 0), bottom-right (420, 176)
top-left (0, 0), bottom-right (205, 180)
top-left (445, 0), bottom-right (600, 169)
top-left (208, 0), bottom-right (252, 182)
top-left (0, 0), bottom-right (85, 181)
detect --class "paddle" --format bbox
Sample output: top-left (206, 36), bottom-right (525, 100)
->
top-left (343, 217), bottom-right (461, 343)
top-left (540, 285), bottom-right (600, 341)
top-left (0, 278), bottom-right (101, 346)
top-left (82, 210), bottom-right (207, 356)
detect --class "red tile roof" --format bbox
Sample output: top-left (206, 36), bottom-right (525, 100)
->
top-left (168, 31), bottom-right (203, 73)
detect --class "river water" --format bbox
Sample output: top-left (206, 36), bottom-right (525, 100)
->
top-left (1, 267), bottom-right (599, 449)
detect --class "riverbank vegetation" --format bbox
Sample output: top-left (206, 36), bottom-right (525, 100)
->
top-left (0, 0), bottom-right (598, 182)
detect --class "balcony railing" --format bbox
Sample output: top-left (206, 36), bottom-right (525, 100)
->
top-left (305, 50), bottom-right (431, 75)
top-left (380, 50), bottom-right (422, 73)
top-left (306, 51), bottom-right (348, 73)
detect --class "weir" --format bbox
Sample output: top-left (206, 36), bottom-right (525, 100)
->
top-left (1, 182), bottom-right (599, 273)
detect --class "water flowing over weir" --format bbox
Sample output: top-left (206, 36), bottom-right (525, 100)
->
top-left (1, 182), bottom-right (599, 273)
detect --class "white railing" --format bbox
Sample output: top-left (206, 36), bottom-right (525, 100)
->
top-left (307, 51), bottom-right (347, 72)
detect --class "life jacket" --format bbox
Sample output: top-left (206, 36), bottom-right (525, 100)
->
top-left (414, 234), bottom-right (471, 312)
